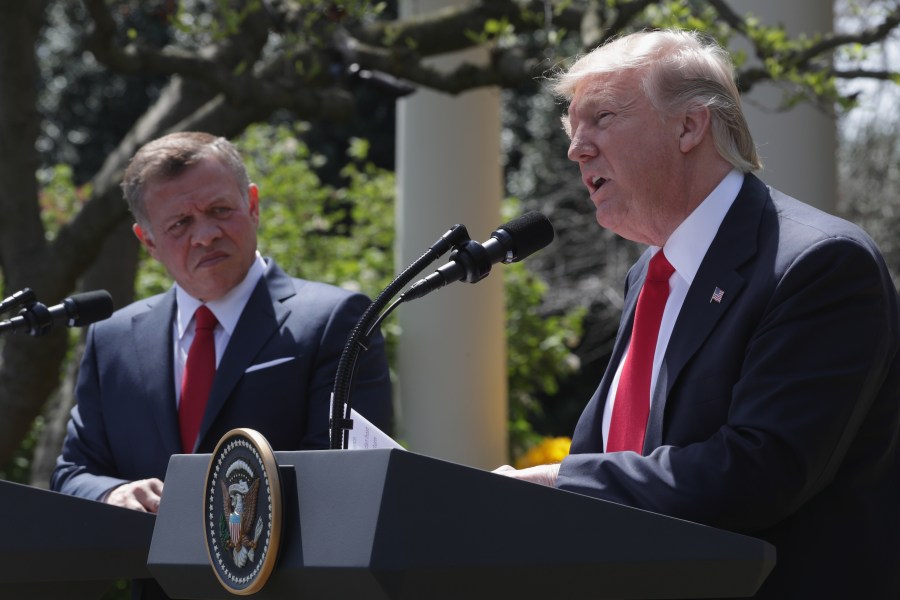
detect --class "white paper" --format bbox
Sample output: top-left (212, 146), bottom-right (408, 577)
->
top-left (347, 408), bottom-right (405, 450)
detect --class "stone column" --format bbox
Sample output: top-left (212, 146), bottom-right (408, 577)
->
top-left (730, 0), bottom-right (836, 211)
top-left (395, 0), bottom-right (507, 468)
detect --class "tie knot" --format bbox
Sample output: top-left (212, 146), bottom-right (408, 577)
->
top-left (647, 251), bottom-right (675, 282)
top-left (194, 305), bottom-right (218, 331)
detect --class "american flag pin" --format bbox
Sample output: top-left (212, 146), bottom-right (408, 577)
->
top-left (710, 287), bottom-right (725, 304)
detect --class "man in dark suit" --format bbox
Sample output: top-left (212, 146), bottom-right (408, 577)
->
top-left (496, 30), bottom-right (900, 598)
top-left (51, 131), bottom-right (392, 513)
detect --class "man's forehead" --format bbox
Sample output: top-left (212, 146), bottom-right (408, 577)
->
top-left (572, 72), bottom-right (630, 107)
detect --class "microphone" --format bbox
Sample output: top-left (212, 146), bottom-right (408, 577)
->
top-left (402, 211), bottom-right (554, 301)
top-left (0, 290), bottom-right (114, 336)
top-left (0, 288), bottom-right (37, 315)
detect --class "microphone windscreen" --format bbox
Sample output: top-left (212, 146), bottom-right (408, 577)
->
top-left (68, 290), bottom-right (114, 326)
top-left (501, 211), bottom-right (555, 261)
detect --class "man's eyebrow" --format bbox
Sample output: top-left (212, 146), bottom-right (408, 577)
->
top-left (579, 91), bottom-right (618, 113)
top-left (162, 208), bottom-right (189, 222)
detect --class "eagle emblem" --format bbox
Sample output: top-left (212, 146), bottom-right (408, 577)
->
top-left (204, 428), bottom-right (282, 595)
top-left (218, 460), bottom-right (264, 568)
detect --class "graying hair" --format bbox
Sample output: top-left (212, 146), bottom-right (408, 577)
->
top-left (553, 29), bottom-right (762, 173)
top-left (122, 131), bottom-right (251, 228)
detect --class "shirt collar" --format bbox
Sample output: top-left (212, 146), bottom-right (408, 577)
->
top-left (657, 169), bottom-right (744, 285)
top-left (175, 252), bottom-right (267, 340)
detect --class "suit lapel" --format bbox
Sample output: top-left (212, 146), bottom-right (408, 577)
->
top-left (643, 174), bottom-right (769, 450)
top-left (132, 290), bottom-right (182, 457)
top-left (194, 260), bottom-right (296, 450)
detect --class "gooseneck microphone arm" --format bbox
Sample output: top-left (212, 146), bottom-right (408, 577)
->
top-left (328, 211), bottom-right (555, 450)
top-left (329, 223), bottom-right (471, 449)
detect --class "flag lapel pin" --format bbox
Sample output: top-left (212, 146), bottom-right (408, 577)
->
top-left (710, 287), bottom-right (725, 304)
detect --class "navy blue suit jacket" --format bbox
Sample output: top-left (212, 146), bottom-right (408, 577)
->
top-left (557, 175), bottom-right (900, 598)
top-left (51, 258), bottom-right (392, 500)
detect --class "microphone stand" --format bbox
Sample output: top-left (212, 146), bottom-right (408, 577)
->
top-left (0, 302), bottom-right (52, 336)
top-left (329, 224), bottom-right (471, 450)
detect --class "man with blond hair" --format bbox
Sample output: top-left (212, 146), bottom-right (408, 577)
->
top-left (498, 30), bottom-right (900, 598)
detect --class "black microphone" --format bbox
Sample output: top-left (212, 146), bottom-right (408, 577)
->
top-left (0, 290), bottom-right (114, 336)
top-left (0, 288), bottom-right (37, 315)
top-left (402, 211), bottom-right (554, 301)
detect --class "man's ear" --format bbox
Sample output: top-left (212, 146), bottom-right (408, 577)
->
top-left (678, 105), bottom-right (712, 154)
top-left (248, 183), bottom-right (260, 227)
top-left (133, 223), bottom-right (158, 259)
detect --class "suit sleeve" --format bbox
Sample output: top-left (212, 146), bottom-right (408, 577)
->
top-left (557, 235), bottom-right (900, 533)
top-left (301, 291), bottom-right (392, 449)
top-left (50, 324), bottom-right (130, 500)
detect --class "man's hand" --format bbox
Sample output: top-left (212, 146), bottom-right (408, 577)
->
top-left (493, 463), bottom-right (560, 487)
top-left (105, 478), bottom-right (164, 513)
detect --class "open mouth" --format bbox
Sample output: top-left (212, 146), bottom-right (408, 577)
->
top-left (590, 176), bottom-right (607, 192)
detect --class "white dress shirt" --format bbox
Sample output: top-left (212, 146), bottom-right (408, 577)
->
top-left (172, 252), bottom-right (267, 407)
top-left (601, 170), bottom-right (745, 450)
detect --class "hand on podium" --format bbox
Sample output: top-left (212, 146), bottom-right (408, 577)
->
top-left (105, 477), bottom-right (164, 513)
top-left (493, 463), bottom-right (560, 487)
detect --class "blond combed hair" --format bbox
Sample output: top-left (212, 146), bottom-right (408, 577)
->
top-left (553, 29), bottom-right (762, 173)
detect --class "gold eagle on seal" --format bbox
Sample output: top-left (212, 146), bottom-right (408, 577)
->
top-left (221, 476), bottom-right (262, 568)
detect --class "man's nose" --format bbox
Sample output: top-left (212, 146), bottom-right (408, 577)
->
top-left (191, 218), bottom-right (222, 246)
top-left (567, 130), bottom-right (597, 163)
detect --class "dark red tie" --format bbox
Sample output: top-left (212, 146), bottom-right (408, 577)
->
top-left (179, 305), bottom-right (218, 453)
top-left (607, 251), bottom-right (675, 453)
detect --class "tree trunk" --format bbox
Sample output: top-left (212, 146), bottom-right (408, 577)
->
top-left (0, 0), bottom-right (68, 467)
top-left (29, 219), bottom-right (140, 488)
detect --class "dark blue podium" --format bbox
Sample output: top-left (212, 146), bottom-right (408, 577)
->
top-left (149, 449), bottom-right (775, 599)
top-left (0, 479), bottom-right (155, 599)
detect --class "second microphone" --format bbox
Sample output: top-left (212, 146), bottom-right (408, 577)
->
top-left (402, 211), bottom-right (555, 302)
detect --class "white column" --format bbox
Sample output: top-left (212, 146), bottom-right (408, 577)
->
top-left (730, 0), bottom-right (836, 212)
top-left (395, 0), bottom-right (507, 468)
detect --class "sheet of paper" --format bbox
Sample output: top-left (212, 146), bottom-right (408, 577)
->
top-left (347, 408), bottom-right (405, 450)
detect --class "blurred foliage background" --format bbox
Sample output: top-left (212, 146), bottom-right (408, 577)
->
top-left (2, 0), bottom-right (899, 486)
top-left (2, 4), bottom-right (899, 596)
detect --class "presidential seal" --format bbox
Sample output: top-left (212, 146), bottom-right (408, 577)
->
top-left (204, 428), bottom-right (282, 595)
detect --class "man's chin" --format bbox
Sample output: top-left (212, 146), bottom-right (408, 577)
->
top-left (594, 208), bottom-right (620, 234)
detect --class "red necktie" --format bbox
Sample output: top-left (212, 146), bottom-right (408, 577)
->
top-left (607, 251), bottom-right (675, 453)
top-left (179, 305), bottom-right (218, 453)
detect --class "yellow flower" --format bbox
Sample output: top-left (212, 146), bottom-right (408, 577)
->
top-left (515, 436), bottom-right (572, 469)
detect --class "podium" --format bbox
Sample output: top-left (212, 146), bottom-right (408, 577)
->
top-left (149, 449), bottom-right (775, 599)
top-left (0, 479), bottom-right (156, 599)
